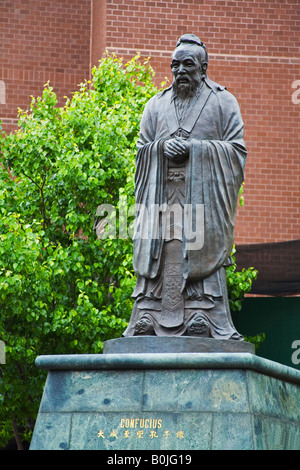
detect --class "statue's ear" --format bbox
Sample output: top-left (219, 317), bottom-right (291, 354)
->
top-left (202, 62), bottom-right (208, 73)
top-left (201, 62), bottom-right (208, 79)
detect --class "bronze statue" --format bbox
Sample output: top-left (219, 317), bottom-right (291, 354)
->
top-left (124, 34), bottom-right (247, 340)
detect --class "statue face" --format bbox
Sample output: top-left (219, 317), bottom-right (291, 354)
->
top-left (171, 45), bottom-right (205, 98)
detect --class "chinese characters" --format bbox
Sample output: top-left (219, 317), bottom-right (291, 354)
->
top-left (97, 417), bottom-right (184, 441)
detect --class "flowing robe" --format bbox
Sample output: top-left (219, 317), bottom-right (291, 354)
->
top-left (124, 77), bottom-right (247, 338)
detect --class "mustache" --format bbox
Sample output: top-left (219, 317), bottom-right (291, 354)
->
top-left (174, 74), bottom-right (192, 85)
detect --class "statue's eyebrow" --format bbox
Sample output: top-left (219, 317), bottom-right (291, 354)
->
top-left (171, 57), bottom-right (196, 66)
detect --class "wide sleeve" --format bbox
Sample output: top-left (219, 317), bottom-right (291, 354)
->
top-left (133, 96), bottom-right (166, 278)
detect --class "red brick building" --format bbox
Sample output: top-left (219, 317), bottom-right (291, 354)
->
top-left (1, 1), bottom-right (299, 257)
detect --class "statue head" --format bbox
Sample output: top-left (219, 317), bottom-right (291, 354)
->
top-left (171, 34), bottom-right (208, 99)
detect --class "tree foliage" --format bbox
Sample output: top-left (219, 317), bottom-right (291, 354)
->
top-left (226, 246), bottom-right (258, 313)
top-left (0, 53), bottom-right (257, 447)
top-left (0, 53), bottom-right (162, 447)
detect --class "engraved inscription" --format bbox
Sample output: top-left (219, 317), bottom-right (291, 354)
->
top-left (97, 416), bottom-right (184, 441)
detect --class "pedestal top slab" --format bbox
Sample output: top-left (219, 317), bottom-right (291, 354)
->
top-left (35, 350), bottom-right (300, 385)
top-left (103, 336), bottom-right (255, 354)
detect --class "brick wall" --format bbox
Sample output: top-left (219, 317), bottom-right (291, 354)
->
top-left (104, 0), bottom-right (300, 245)
top-left (1, 0), bottom-right (299, 246)
top-left (0, 0), bottom-right (91, 133)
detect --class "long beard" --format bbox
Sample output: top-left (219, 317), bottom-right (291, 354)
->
top-left (173, 77), bottom-right (201, 100)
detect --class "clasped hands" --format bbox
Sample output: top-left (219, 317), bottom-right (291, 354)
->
top-left (163, 137), bottom-right (190, 162)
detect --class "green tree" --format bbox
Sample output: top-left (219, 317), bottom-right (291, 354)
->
top-left (0, 53), bottom-right (162, 448)
top-left (0, 53), bottom-right (257, 448)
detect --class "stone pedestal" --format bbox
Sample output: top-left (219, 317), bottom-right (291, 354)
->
top-left (103, 336), bottom-right (255, 354)
top-left (30, 339), bottom-right (300, 450)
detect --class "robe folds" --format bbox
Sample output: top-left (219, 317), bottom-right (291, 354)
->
top-left (133, 78), bottom-right (247, 281)
top-left (124, 77), bottom-right (247, 338)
